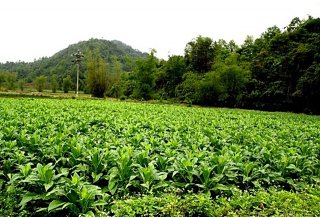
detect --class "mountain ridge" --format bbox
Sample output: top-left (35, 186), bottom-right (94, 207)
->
top-left (0, 38), bottom-right (148, 81)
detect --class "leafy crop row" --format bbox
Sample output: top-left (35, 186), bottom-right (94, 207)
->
top-left (0, 98), bottom-right (319, 216)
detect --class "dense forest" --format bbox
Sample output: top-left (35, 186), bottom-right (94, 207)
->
top-left (0, 17), bottom-right (319, 114)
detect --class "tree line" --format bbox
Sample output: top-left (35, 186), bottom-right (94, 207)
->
top-left (119, 16), bottom-right (320, 114)
top-left (0, 17), bottom-right (319, 114)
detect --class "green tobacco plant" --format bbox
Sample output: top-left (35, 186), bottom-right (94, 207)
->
top-left (1, 98), bottom-right (320, 216)
top-left (137, 162), bottom-right (168, 193)
top-left (196, 163), bottom-right (226, 192)
top-left (45, 173), bottom-right (109, 215)
top-left (88, 148), bottom-right (109, 183)
top-left (107, 146), bottom-right (136, 195)
top-left (172, 155), bottom-right (199, 188)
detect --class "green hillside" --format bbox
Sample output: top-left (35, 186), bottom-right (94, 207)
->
top-left (0, 38), bottom-right (147, 82)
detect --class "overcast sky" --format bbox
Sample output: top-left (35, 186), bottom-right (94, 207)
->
top-left (0, 0), bottom-right (319, 62)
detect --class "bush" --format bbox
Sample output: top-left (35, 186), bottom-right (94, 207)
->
top-left (34, 76), bottom-right (47, 92)
top-left (63, 75), bottom-right (72, 93)
top-left (119, 95), bottom-right (126, 101)
top-left (111, 189), bottom-right (320, 217)
top-left (111, 193), bottom-right (214, 217)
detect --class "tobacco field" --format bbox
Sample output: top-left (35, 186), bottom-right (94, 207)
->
top-left (0, 98), bottom-right (320, 216)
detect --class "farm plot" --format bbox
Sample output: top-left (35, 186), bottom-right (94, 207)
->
top-left (0, 98), bottom-right (319, 216)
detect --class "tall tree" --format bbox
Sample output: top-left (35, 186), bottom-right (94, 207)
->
top-left (0, 72), bottom-right (6, 89)
top-left (185, 36), bottom-right (215, 73)
top-left (85, 49), bottom-right (108, 98)
top-left (175, 72), bottom-right (201, 104)
top-left (238, 35), bottom-right (255, 62)
top-left (63, 75), bottom-right (72, 93)
top-left (18, 79), bottom-right (25, 91)
top-left (294, 64), bottom-right (320, 113)
top-left (214, 54), bottom-right (249, 106)
top-left (241, 17), bottom-right (320, 113)
top-left (34, 76), bottom-right (47, 92)
top-left (162, 56), bottom-right (187, 97)
top-left (5, 72), bottom-right (17, 90)
top-left (107, 56), bottom-right (123, 98)
top-left (51, 74), bottom-right (58, 93)
top-left (132, 49), bottom-right (157, 100)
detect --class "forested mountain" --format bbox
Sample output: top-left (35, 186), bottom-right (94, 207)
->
top-left (0, 38), bottom-right (147, 82)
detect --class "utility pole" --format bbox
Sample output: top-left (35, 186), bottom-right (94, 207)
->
top-left (72, 50), bottom-right (84, 97)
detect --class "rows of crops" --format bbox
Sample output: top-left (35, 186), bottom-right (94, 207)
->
top-left (0, 98), bottom-right (320, 216)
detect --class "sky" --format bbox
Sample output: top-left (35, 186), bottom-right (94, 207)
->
top-left (0, 0), bottom-right (319, 63)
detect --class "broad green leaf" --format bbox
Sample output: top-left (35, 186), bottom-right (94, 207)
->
top-left (93, 200), bottom-right (108, 206)
top-left (48, 200), bottom-right (66, 212)
top-left (19, 193), bottom-right (37, 208)
top-left (213, 184), bottom-right (229, 191)
top-left (44, 181), bottom-right (54, 191)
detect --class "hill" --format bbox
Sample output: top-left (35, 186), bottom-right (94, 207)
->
top-left (0, 38), bottom-right (148, 82)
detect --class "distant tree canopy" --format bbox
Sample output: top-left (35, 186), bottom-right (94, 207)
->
top-left (132, 49), bottom-right (158, 100)
top-left (51, 74), bottom-right (58, 93)
top-left (240, 16), bottom-right (320, 113)
top-left (85, 49), bottom-right (108, 98)
top-left (185, 36), bottom-right (215, 73)
top-left (63, 75), bottom-right (72, 93)
top-left (34, 76), bottom-right (47, 92)
top-left (0, 72), bottom-right (17, 90)
top-left (0, 17), bottom-right (319, 114)
top-left (18, 79), bottom-right (25, 91)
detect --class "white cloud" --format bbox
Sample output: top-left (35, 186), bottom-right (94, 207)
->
top-left (0, 0), bottom-right (319, 62)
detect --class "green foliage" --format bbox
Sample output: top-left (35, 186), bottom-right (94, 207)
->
top-left (294, 64), bottom-right (320, 113)
top-left (175, 72), bottom-right (201, 103)
top-left (0, 71), bottom-right (17, 90)
top-left (213, 54), bottom-right (249, 106)
top-left (176, 53), bottom-right (248, 106)
top-left (132, 50), bottom-right (157, 100)
top-left (62, 75), bottom-right (72, 93)
top-left (106, 56), bottom-right (123, 98)
top-left (50, 74), bottom-right (58, 93)
top-left (197, 71), bottom-right (226, 105)
top-left (111, 193), bottom-right (215, 216)
top-left (185, 36), bottom-right (215, 73)
top-left (118, 72), bottom-right (135, 97)
top-left (85, 49), bottom-right (108, 98)
top-left (18, 79), bottom-right (25, 91)
top-left (0, 39), bottom-right (146, 84)
top-left (111, 189), bottom-right (320, 216)
top-left (0, 72), bottom-right (5, 86)
top-left (1, 17), bottom-right (320, 114)
top-left (34, 75), bottom-right (47, 92)
top-left (155, 55), bottom-right (187, 98)
top-left (1, 98), bottom-right (320, 216)
top-left (6, 72), bottom-right (17, 90)
top-left (242, 17), bottom-right (320, 113)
